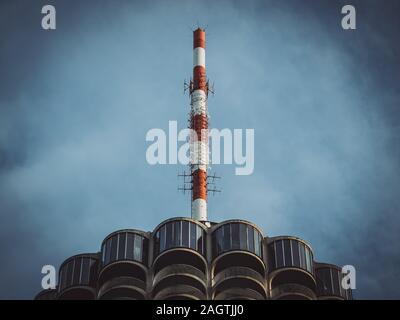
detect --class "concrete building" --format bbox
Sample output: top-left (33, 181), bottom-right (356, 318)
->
top-left (35, 29), bottom-right (353, 300)
top-left (35, 217), bottom-right (352, 300)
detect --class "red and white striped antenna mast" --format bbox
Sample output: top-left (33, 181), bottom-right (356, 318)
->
top-left (179, 27), bottom-right (220, 222)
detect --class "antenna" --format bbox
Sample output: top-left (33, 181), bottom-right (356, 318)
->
top-left (178, 27), bottom-right (221, 222)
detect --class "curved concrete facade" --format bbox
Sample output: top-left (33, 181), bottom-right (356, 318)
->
top-left (35, 218), bottom-right (353, 300)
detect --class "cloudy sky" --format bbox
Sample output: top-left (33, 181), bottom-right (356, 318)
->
top-left (0, 0), bottom-right (399, 299)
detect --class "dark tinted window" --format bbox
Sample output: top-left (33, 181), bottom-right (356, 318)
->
top-left (160, 226), bottom-right (166, 251)
top-left (239, 224), bottom-right (247, 250)
top-left (126, 233), bottom-right (134, 260)
top-left (292, 240), bottom-right (300, 267)
top-left (174, 221), bottom-right (181, 246)
top-left (223, 224), bottom-right (230, 250)
top-left (110, 236), bottom-right (118, 262)
top-left (299, 243), bottom-right (306, 269)
top-left (248, 227), bottom-right (254, 252)
top-left (190, 223), bottom-right (197, 250)
top-left (166, 223), bottom-right (173, 250)
top-left (268, 243), bottom-right (276, 270)
top-left (182, 221), bottom-right (189, 247)
top-left (134, 235), bottom-right (142, 261)
top-left (72, 257), bottom-right (82, 285)
top-left (332, 269), bottom-right (340, 296)
top-left (118, 233), bottom-right (126, 260)
top-left (197, 226), bottom-right (203, 254)
top-left (276, 240), bottom-right (284, 268)
top-left (81, 258), bottom-right (90, 284)
top-left (283, 239), bottom-right (292, 266)
top-left (231, 223), bottom-right (239, 249)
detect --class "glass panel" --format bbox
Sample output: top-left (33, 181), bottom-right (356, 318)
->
top-left (174, 221), bottom-right (181, 247)
top-left (126, 233), bottom-right (134, 259)
top-left (305, 247), bottom-right (312, 273)
top-left (248, 227), bottom-right (254, 253)
top-left (166, 223), bottom-right (173, 250)
top-left (291, 240), bottom-right (300, 267)
top-left (80, 258), bottom-right (90, 284)
top-left (317, 268), bottom-right (332, 295)
top-left (239, 224), bottom-right (247, 250)
top-left (101, 243), bottom-right (106, 263)
top-left (160, 226), bottom-right (166, 252)
top-left (118, 233), bottom-right (126, 260)
top-left (105, 238), bottom-right (112, 265)
top-left (254, 231), bottom-right (261, 257)
top-left (88, 259), bottom-right (97, 285)
top-left (182, 221), bottom-right (189, 247)
top-left (268, 243), bottom-right (275, 270)
top-left (134, 235), bottom-right (142, 261)
top-left (60, 267), bottom-right (67, 290)
top-left (231, 223), bottom-right (240, 249)
top-left (154, 231), bottom-right (160, 255)
top-left (276, 240), bottom-right (284, 268)
top-left (197, 226), bottom-right (203, 254)
top-left (72, 257), bottom-right (82, 285)
top-left (66, 261), bottom-right (74, 287)
top-left (332, 269), bottom-right (340, 296)
top-left (283, 239), bottom-right (292, 266)
top-left (110, 235), bottom-right (118, 262)
top-left (223, 224), bottom-right (230, 252)
top-left (142, 238), bottom-right (148, 265)
top-left (190, 223), bottom-right (197, 250)
top-left (299, 243), bottom-right (306, 270)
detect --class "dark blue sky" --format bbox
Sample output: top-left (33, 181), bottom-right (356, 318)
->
top-left (0, 0), bottom-right (399, 299)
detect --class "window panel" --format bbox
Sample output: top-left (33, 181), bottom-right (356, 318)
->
top-left (118, 233), bottom-right (126, 260)
top-left (305, 247), bottom-right (312, 273)
top-left (268, 243), bottom-right (276, 270)
top-left (73, 257), bottom-right (82, 285)
top-left (142, 238), bottom-right (148, 265)
top-left (154, 231), bottom-right (160, 255)
top-left (160, 226), bottom-right (166, 252)
top-left (248, 227), bottom-right (254, 253)
top-left (276, 240), bottom-right (284, 268)
top-left (110, 235), bottom-right (118, 262)
top-left (101, 243), bottom-right (106, 263)
top-left (284, 239), bottom-right (292, 266)
top-left (166, 223), bottom-right (173, 250)
top-left (223, 224), bottom-right (230, 252)
top-left (299, 243), bottom-right (306, 270)
top-left (134, 235), bottom-right (142, 261)
top-left (81, 258), bottom-right (90, 284)
top-left (182, 221), bottom-right (189, 247)
top-left (88, 258), bottom-right (97, 285)
top-left (231, 223), bottom-right (240, 249)
top-left (190, 223), bottom-right (197, 250)
top-left (105, 238), bottom-right (112, 264)
top-left (60, 267), bottom-right (67, 290)
top-left (197, 226), bottom-right (203, 255)
top-left (292, 241), bottom-right (300, 267)
top-left (174, 221), bottom-right (181, 247)
top-left (239, 224), bottom-right (247, 250)
top-left (332, 269), bottom-right (340, 296)
top-left (66, 261), bottom-right (74, 287)
top-left (126, 233), bottom-right (134, 259)
top-left (254, 231), bottom-right (261, 257)
top-left (317, 268), bottom-right (332, 295)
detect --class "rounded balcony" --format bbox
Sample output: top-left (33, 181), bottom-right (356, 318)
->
top-left (152, 218), bottom-right (208, 300)
top-left (315, 263), bottom-right (353, 300)
top-left (34, 289), bottom-right (58, 300)
top-left (58, 253), bottom-right (99, 300)
top-left (211, 220), bottom-right (266, 300)
top-left (267, 236), bottom-right (316, 300)
top-left (98, 229), bottom-right (149, 300)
